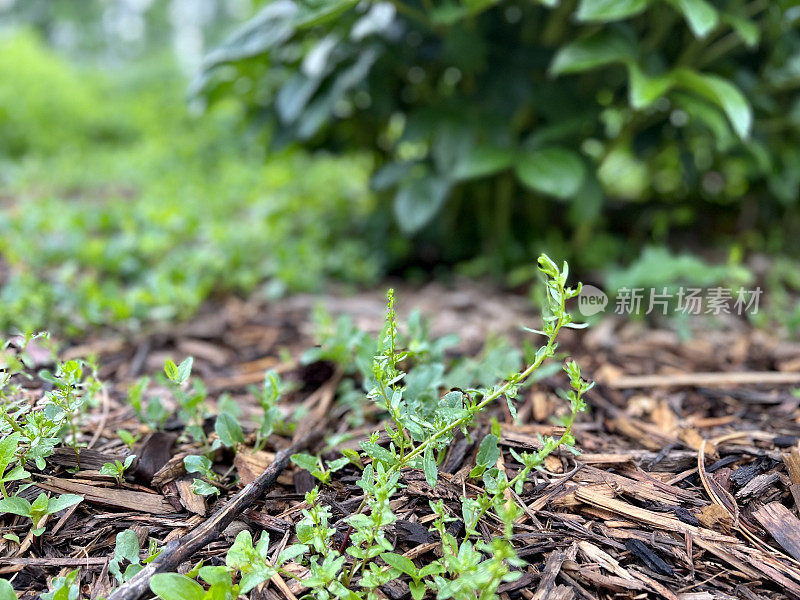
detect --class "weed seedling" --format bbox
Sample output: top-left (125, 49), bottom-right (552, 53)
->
top-left (183, 455), bottom-right (220, 497)
top-left (100, 455), bottom-right (136, 487)
top-left (290, 453), bottom-right (349, 485)
top-left (284, 254), bottom-right (591, 598)
top-left (0, 492), bottom-right (82, 537)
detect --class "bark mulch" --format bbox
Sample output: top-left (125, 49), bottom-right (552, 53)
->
top-left (4, 281), bottom-right (800, 600)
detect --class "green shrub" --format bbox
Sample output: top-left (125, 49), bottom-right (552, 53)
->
top-left (195, 0), bottom-right (800, 269)
top-left (0, 34), bottom-right (380, 335)
top-left (0, 30), bottom-right (125, 158)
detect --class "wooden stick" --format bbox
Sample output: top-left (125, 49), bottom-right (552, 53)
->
top-left (606, 371), bottom-right (800, 389)
top-left (108, 432), bottom-right (321, 600)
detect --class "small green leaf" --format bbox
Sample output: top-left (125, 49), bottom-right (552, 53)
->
top-left (475, 434), bottom-right (501, 468)
top-left (277, 544), bottom-right (308, 565)
top-left (674, 69), bottom-right (752, 138)
top-left (669, 0), bottom-right (718, 38)
top-left (506, 396), bottom-right (518, 420)
top-left (576, 0), bottom-right (648, 22)
top-left (2, 466), bottom-right (29, 483)
top-left (550, 29), bottom-right (637, 75)
top-left (117, 429), bottom-right (137, 447)
top-left (100, 462), bottom-right (120, 477)
top-left (150, 573), bottom-right (205, 600)
top-left (46, 494), bottom-right (82, 515)
top-left (290, 453), bottom-right (320, 473)
top-left (177, 357), bottom-right (194, 384)
top-left (0, 433), bottom-right (20, 472)
top-left (380, 552), bottom-right (418, 578)
top-left (190, 479), bottom-right (219, 496)
top-left (0, 578), bottom-right (15, 600)
top-left (0, 497), bottom-right (31, 518)
top-left (423, 444), bottom-right (438, 489)
top-left (451, 146), bottom-right (515, 181)
top-left (515, 147), bottom-right (585, 199)
top-left (183, 455), bottom-right (212, 475)
top-left (627, 64), bottom-right (674, 109)
top-left (409, 579), bottom-right (425, 600)
top-left (327, 456), bottom-right (349, 472)
top-left (114, 529), bottom-right (141, 564)
top-left (215, 413), bottom-right (244, 448)
top-left (359, 442), bottom-right (399, 466)
top-left (163, 360), bottom-right (179, 382)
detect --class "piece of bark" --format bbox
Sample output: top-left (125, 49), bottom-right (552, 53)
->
top-left (754, 502), bottom-right (800, 561)
top-left (134, 432), bottom-right (177, 483)
top-left (237, 450), bottom-right (295, 487)
top-left (48, 448), bottom-right (119, 471)
top-left (35, 477), bottom-right (177, 514)
top-left (531, 548), bottom-right (568, 600)
top-left (624, 539), bottom-right (673, 576)
top-left (175, 477), bottom-right (208, 516)
top-left (107, 431), bottom-right (321, 600)
top-left (607, 371), bottom-right (800, 389)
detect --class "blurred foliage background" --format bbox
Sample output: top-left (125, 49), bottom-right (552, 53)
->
top-left (0, 0), bottom-right (799, 336)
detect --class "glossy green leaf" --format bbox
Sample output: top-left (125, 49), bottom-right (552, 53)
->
top-left (669, 0), bottom-right (718, 38)
top-left (627, 64), bottom-right (674, 109)
top-left (177, 357), bottom-right (194, 384)
top-left (576, 0), bottom-right (648, 22)
top-left (190, 479), bottom-right (219, 496)
top-left (2, 467), bottom-right (29, 483)
top-left (393, 174), bottom-right (450, 234)
top-left (675, 69), bottom-right (752, 138)
top-left (150, 573), bottom-right (205, 600)
top-left (184, 454), bottom-right (213, 475)
top-left (550, 29), bottom-right (637, 75)
top-left (359, 442), bottom-right (399, 466)
top-left (0, 433), bottom-right (20, 472)
top-left (290, 453), bottom-right (319, 472)
top-left (451, 146), bottom-right (514, 181)
top-left (515, 147), bottom-right (586, 199)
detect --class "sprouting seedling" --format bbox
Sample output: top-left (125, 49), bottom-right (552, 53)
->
top-left (379, 553), bottom-right (442, 600)
top-left (213, 412), bottom-right (244, 452)
top-left (148, 529), bottom-right (304, 600)
top-left (109, 529), bottom-right (142, 584)
top-left (183, 455), bottom-right (220, 497)
top-left (290, 453), bottom-right (349, 485)
top-left (39, 359), bottom-right (100, 470)
top-left (40, 568), bottom-right (80, 600)
top-left (164, 357), bottom-right (209, 450)
top-left (117, 429), bottom-right (139, 450)
top-left (0, 492), bottom-right (82, 536)
top-left (100, 455), bottom-right (136, 487)
top-left (252, 370), bottom-right (284, 452)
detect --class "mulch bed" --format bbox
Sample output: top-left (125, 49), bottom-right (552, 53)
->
top-left (4, 281), bottom-right (800, 599)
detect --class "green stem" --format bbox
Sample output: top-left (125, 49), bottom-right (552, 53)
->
top-left (399, 310), bottom-right (565, 469)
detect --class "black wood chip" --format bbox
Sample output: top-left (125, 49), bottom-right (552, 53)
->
top-left (624, 539), bottom-right (674, 576)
